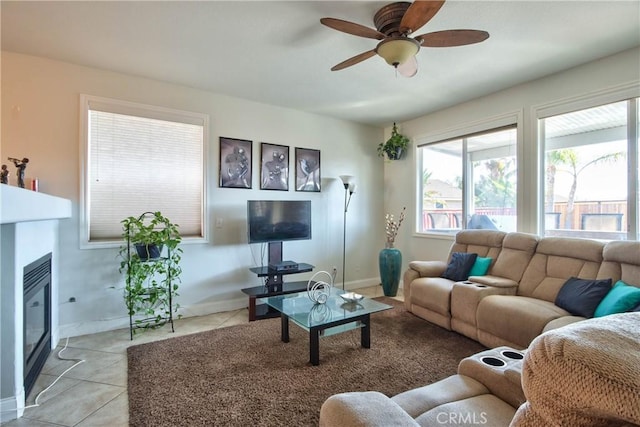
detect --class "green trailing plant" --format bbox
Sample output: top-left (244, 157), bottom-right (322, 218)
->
top-left (377, 123), bottom-right (410, 160)
top-left (119, 212), bottom-right (182, 333)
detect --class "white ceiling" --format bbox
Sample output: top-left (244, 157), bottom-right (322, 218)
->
top-left (2, 1), bottom-right (639, 127)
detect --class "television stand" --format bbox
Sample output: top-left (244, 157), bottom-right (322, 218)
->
top-left (242, 262), bottom-right (314, 321)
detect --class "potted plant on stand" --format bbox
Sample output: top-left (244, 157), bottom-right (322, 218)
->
top-left (377, 123), bottom-right (410, 160)
top-left (119, 211), bottom-right (182, 338)
top-left (379, 207), bottom-right (406, 296)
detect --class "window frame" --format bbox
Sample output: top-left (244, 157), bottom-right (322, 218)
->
top-left (79, 94), bottom-right (209, 249)
top-left (533, 83), bottom-right (639, 240)
top-left (414, 111), bottom-right (523, 237)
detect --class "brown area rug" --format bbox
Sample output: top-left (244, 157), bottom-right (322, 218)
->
top-left (127, 298), bottom-right (485, 427)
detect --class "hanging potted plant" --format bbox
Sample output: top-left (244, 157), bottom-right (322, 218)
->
top-left (377, 123), bottom-right (410, 160)
top-left (118, 212), bottom-right (182, 335)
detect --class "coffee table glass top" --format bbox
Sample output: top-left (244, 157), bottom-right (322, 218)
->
top-left (261, 287), bottom-right (392, 330)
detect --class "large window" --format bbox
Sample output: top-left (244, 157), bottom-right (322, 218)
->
top-left (418, 126), bottom-right (517, 234)
top-left (80, 95), bottom-right (207, 246)
top-left (540, 98), bottom-right (639, 240)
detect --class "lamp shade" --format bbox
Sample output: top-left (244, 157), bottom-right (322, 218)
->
top-left (376, 37), bottom-right (420, 67)
top-left (339, 175), bottom-right (355, 185)
top-left (348, 183), bottom-right (357, 194)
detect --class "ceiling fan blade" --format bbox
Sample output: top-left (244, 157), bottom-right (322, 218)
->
top-left (416, 29), bottom-right (490, 47)
top-left (398, 56), bottom-right (418, 78)
top-left (399, 1), bottom-right (445, 34)
top-left (320, 17), bottom-right (386, 40)
top-left (331, 50), bottom-right (377, 71)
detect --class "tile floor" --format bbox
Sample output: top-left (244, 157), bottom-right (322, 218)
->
top-left (5, 285), bottom-right (402, 426)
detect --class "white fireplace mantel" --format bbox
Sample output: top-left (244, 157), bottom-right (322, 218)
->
top-left (1, 185), bottom-right (71, 422)
top-left (1, 185), bottom-right (72, 224)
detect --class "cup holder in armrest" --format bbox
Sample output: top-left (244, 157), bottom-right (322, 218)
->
top-left (481, 356), bottom-right (506, 367)
top-left (460, 281), bottom-right (487, 288)
top-left (501, 350), bottom-right (524, 360)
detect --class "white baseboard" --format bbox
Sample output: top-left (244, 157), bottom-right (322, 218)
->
top-left (58, 297), bottom-right (249, 338)
top-left (342, 277), bottom-right (381, 291)
top-left (173, 297), bottom-right (247, 318)
top-left (1, 389), bottom-right (24, 423)
top-left (58, 277), bottom-right (386, 338)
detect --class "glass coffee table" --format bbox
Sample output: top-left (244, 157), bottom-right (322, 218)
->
top-left (261, 287), bottom-right (392, 365)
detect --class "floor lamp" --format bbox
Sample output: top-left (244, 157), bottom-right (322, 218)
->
top-left (340, 175), bottom-right (356, 290)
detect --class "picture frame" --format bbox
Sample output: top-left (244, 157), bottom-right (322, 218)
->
top-left (219, 137), bottom-right (252, 189)
top-left (295, 147), bottom-right (321, 192)
top-left (260, 143), bottom-right (289, 191)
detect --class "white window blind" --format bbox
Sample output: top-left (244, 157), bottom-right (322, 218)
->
top-left (85, 98), bottom-right (205, 242)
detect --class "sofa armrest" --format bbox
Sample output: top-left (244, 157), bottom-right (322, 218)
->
top-left (458, 347), bottom-right (526, 409)
top-left (469, 275), bottom-right (518, 288)
top-left (320, 391), bottom-right (419, 427)
top-left (408, 260), bottom-right (447, 277)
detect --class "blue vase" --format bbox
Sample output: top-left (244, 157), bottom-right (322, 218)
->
top-left (379, 247), bottom-right (402, 297)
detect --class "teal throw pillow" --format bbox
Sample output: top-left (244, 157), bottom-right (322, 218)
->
top-left (594, 280), bottom-right (640, 317)
top-left (469, 256), bottom-right (492, 276)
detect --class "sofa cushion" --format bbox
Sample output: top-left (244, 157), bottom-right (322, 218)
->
top-left (518, 237), bottom-right (604, 302)
top-left (411, 277), bottom-right (456, 316)
top-left (392, 374), bottom-right (489, 419)
top-left (598, 240), bottom-right (640, 286)
top-left (442, 252), bottom-right (478, 282)
top-left (477, 296), bottom-right (570, 349)
top-left (320, 391), bottom-right (420, 427)
top-left (594, 280), bottom-right (640, 317)
top-left (555, 277), bottom-right (612, 318)
top-left (415, 395), bottom-right (516, 427)
top-left (490, 232), bottom-right (538, 282)
top-left (542, 316), bottom-right (585, 333)
top-left (469, 257), bottom-right (492, 276)
top-left (449, 230), bottom-right (506, 259)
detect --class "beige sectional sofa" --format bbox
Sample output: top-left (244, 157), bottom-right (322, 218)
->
top-left (319, 312), bottom-right (640, 427)
top-left (403, 230), bottom-right (640, 349)
top-left (320, 231), bottom-right (640, 426)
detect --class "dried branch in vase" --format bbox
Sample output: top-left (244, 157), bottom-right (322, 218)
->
top-left (385, 207), bottom-right (406, 248)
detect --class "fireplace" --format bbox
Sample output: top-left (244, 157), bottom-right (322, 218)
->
top-left (1, 186), bottom-right (71, 422)
top-left (23, 253), bottom-right (52, 398)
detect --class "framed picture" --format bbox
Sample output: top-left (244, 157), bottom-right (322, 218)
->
top-left (295, 147), bottom-right (321, 192)
top-left (219, 137), bottom-right (252, 189)
top-left (260, 143), bottom-right (289, 191)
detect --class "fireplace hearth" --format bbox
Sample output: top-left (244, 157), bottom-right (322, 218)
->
top-left (23, 253), bottom-right (52, 398)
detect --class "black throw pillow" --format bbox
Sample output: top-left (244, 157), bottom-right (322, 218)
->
top-left (442, 252), bottom-right (478, 282)
top-left (555, 277), bottom-right (612, 318)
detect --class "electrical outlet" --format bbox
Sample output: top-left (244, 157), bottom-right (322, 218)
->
top-left (69, 297), bottom-right (76, 303)
top-left (215, 218), bottom-right (223, 228)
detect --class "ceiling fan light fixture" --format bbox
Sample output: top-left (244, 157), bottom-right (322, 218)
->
top-left (375, 37), bottom-right (420, 67)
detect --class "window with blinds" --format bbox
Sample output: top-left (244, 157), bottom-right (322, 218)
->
top-left (81, 95), bottom-right (207, 245)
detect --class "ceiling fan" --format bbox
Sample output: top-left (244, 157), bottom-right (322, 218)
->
top-left (320, 0), bottom-right (489, 77)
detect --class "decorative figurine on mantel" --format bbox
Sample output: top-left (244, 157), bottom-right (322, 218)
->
top-left (0, 165), bottom-right (8, 184)
top-left (8, 157), bottom-right (29, 188)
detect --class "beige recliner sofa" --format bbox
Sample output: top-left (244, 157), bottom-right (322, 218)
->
top-left (403, 230), bottom-right (640, 349)
top-left (319, 312), bottom-right (640, 427)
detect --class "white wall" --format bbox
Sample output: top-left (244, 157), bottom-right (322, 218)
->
top-left (1, 52), bottom-right (384, 337)
top-left (385, 47), bottom-right (640, 265)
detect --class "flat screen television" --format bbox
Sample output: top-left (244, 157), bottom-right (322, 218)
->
top-left (247, 200), bottom-right (312, 244)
